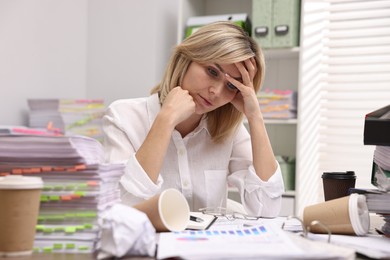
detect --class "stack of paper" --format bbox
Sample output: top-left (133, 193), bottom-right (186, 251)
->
top-left (372, 146), bottom-right (390, 191)
top-left (368, 115), bottom-right (390, 236)
top-left (27, 99), bottom-right (106, 142)
top-left (361, 105), bottom-right (390, 237)
top-left (0, 128), bottom-right (124, 254)
top-left (349, 187), bottom-right (390, 237)
top-left (365, 162), bottom-right (390, 236)
top-left (257, 89), bottom-right (297, 119)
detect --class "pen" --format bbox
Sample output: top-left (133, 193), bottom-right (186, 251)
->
top-left (190, 215), bottom-right (204, 223)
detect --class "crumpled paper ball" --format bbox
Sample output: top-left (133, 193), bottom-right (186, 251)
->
top-left (96, 203), bottom-right (156, 259)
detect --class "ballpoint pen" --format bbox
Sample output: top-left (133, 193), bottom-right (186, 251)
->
top-left (190, 215), bottom-right (204, 223)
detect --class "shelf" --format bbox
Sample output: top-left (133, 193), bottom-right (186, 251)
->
top-left (244, 119), bottom-right (298, 125)
top-left (179, 0), bottom-right (299, 216)
top-left (264, 119), bottom-right (298, 125)
top-left (263, 47), bottom-right (300, 59)
top-left (283, 190), bottom-right (296, 197)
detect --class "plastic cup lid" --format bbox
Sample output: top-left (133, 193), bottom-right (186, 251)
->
top-left (0, 175), bottom-right (43, 189)
top-left (322, 171), bottom-right (356, 180)
top-left (348, 193), bottom-right (370, 236)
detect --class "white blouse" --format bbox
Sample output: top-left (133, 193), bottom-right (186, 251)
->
top-left (102, 93), bottom-right (284, 217)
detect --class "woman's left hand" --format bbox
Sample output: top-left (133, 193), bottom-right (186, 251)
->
top-left (227, 58), bottom-right (262, 120)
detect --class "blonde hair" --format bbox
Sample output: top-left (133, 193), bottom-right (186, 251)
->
top-left (151, 21), bottom-right (265, 143)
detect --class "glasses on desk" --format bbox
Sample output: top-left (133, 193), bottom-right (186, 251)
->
top-left (199, 207), bottom-right (261, 221)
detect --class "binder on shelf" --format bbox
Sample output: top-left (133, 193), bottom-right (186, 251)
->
top-left (276, 155), bottom-right (295, 191)
top-left (27, 99), bottom-right (106, 142)
top-left (185, 13), bottom-right (251, 39)
top-left (363, 104), bottom-right (390, 146)
top-left (252, 0), bottom-right (273, 48)
top-left (252, 0), bottom-right (301, 49)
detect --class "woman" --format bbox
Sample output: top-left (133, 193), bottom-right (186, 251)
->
top-left (102, 21), bottom-right (284, 217)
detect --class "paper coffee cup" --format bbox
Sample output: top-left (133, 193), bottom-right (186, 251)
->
top-left (303, 194), bottom-right (370, 236)
top-left (322, 171), bottom-right (356, 201)
top-left (133, 188), bottom-right (190, 232)
top-left (0, 175), bottom-right (43, 257)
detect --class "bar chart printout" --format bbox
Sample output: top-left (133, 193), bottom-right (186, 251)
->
top-left (157, 223), bottom-right (305, 259)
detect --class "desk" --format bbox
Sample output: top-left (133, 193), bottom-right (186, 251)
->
top-left (5, 215), bottom-right (388, 260)
top-left (307, 214), bottom-right (389, 260)
top-left (3, 252), bottom-right (379, 260)
top-left (3, 252), bottom-right (378, 260)
top-left (3, 254), bottom-right (153, 260)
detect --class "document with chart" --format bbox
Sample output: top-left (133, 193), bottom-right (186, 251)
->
top-left (157, 222), bottom-right (355, 259)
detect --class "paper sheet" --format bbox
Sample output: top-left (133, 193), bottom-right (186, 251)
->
top-left (157, 222), bottom-right (354, 259)
top-left (309, 233), bottom-right (390, 259)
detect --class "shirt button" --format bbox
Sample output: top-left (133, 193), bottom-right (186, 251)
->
top-left (183, 180), bottom-right (189, 187)
top-left (179, 149), bottom-right (185, 156)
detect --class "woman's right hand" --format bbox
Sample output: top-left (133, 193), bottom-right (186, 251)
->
top-left (160, 87), bottom-right (196, 127)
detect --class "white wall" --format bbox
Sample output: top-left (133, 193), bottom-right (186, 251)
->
top-left (86, 0), bottom-right (179, 103)
top-left (0, 0), bottom-right (88, 125)
top-left (0, 0), bottom-right (178, 126)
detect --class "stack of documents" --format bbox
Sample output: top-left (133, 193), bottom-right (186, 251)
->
top-left (372, 146), bottom-right (390, 191)
top-left (27, 99), bottom-right (106, 142)
top-left (257, 89), bottom-right (297, 119)
top-left (368, 152), bottom-right (390, 236)
top-left (349, 188), bottom-right (390, 237)
top-left (0, 128), bottom-right (125, 254)
top-left (363, 104), bottom-right (390, 146)
top-left (361, 105), bottom-right (390, 237)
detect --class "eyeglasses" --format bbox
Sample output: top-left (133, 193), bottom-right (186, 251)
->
top-left (199, 207), bottom-right (261, 221)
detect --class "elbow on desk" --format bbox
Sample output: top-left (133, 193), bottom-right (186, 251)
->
top-left (243, 195), bottom-right (282, 218)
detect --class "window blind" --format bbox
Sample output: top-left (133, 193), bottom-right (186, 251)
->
top-left (296, 0), bottom-right (329, 216)
top-left (296, 0), bottom-right (390, 215)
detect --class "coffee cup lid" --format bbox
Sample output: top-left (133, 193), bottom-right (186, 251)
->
top-left (349, 194), bottom-right (370, 235)
top-left (322, 171), bottom-right (356, 180)
top-left (0, 175), bottom-right (43, 189)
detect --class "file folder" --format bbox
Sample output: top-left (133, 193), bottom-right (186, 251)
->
top-left (272, 0), bottom-right (301, 48)
top-left (252, 0), bottom-right (273, 48)
top-left (185, 13), bottom-right (251, 39)
top-left (363, 104), bottom-right (390, 146)
top-left (252, 0), bottom-right (301, 48)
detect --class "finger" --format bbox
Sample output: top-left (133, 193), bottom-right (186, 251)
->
top-left (225, 73), bottom-right (245, 92)
top-left (244, 58), bottom-right (257, 80)
top-left (235, 62), bottom-right (251, 86)
top-left (230, 91), bottom-right (243, 107)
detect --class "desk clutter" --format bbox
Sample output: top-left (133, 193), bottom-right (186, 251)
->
top-left (361, 104), bottom-right (390, 237)
top-left (2, 102), bottom-right (390, 259)
top-left (257, 89), bottom-right (297, 119)
top-left (27, 99), bottom-right (105, 142)
top-left (0, 127), bottom-right (125, 255)
top-left (158, 221), bottom-right (354, 259)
